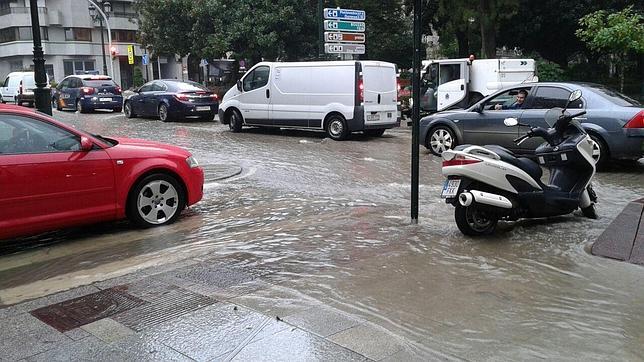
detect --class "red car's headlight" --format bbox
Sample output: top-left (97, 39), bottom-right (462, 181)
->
top-left (185, 156), bottom-right (199, 168)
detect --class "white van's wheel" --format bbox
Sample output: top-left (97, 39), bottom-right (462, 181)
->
top-left (326, 115), bottom-right (348, 141)
top-left (229, 109), bottom-right (243, 132)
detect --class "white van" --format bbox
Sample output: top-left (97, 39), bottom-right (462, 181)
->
top-left (218, 61), bottom-right (399, 140)
top-left (1, 71), bottom-right (50, 107)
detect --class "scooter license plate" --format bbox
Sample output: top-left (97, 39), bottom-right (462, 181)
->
top-left (441, 179), bottom-right (461, 198)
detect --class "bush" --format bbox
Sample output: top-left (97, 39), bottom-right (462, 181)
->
top-left (536, 58), bottom-right (566, 82)
top-left (133, 67), bottom-right (145, 88)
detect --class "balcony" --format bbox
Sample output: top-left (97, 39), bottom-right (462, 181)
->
top-left (0, 7), bottom-right (47, 16)
top-left (0, 7), bottom-right (48, 27)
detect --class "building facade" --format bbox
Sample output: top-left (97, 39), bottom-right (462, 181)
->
top-left (0, 0), bottom-right (185, 89)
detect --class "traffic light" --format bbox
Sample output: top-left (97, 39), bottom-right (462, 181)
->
top-left (110, 46), bottom-right (118, 59)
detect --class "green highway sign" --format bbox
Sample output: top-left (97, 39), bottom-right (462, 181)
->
top-left (324, 20), bottom-right (365, 33)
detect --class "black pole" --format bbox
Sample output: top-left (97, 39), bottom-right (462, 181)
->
top-left (99, 18), bottom-right (108, 76)
top-left (411, 0), bottom-right (421, 224)
top-left (29, 0), bottom-right (51, 115)
top-left (318, 0), bottom-right (323, 60)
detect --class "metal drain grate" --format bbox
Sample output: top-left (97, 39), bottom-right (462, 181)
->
top-left (30, 287), bottom-right (147, 332)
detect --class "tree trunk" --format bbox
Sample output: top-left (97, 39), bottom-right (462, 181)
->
top-left (455, 30), bottom-right (469, 58)
top-left (479, 0), bottom-right (496, 58)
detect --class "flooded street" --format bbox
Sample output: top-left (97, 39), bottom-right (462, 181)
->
top-left (2, 110), bottom-right (644, 359)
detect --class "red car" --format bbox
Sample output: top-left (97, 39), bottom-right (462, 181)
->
top-left (0, 104), bottom-right (204, 240)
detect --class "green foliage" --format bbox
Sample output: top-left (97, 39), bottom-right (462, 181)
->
top-left (535, 57), bottom-right (566, 82)
top-left (133, 67), bottom-right (145, 87)
top-left (576, 6), bottom-right (644, 91)
top-left (576, 6), bottom-right (644, 55)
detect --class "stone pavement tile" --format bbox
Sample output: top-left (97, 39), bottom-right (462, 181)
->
top-left (181, 279), bottom-right (272, 301)
top-left (136, 303), bottom-right (288, 361)
top-left (230, 284), bottom-right (323, 319)
top-left (328, 322), bottom-right (405, 361)
top-left (81, 318), bottom-right (135, 343)
top-left (63, 327), bottom-right (92, 341)
top-left (24, 336), bottom-right (129, 362)
top-left (3, 284), bottom-right (101, 313)
top-left (110, 334), bottom-right (195, 362)
top-left (284, 305), bottom-right (367, 338)
top-left (0, 313), bottom-right (70, 360)
top-left (112, 288), bottom-right (216, 331)
top-left (225, 326), bottom-right (369, 362)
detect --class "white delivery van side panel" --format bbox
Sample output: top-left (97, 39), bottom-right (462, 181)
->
top-left (361, 62), bottom-right (398, 127)
top-left (271, 65), bottom-right (312, 127)
top-left (309, 63), bottom-right (355, 129)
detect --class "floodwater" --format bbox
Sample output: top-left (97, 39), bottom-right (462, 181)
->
top-left (1, 110), bottom-right (643, 359)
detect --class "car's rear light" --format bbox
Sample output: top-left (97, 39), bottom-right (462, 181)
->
top-left (114, 86), bottom-right (122, 95)
top-left (81, 87), bottom-right (95, 95)
top-left (174, 93), bottom-right (189, 101)
top-left (211, 94), bottom-right (218, 101)
top-left (358, 78), bottom-right (364, 103)
top-left (442, 155), bottom-right (482, 167)
top-left (624, 110), bottom-right (644, 129)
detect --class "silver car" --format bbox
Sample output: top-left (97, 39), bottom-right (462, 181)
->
top-left (419, 82), bottom-right (643, 168)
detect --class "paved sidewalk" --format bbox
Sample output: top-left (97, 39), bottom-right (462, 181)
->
top-left (0, 255), bottom-right (433, 361)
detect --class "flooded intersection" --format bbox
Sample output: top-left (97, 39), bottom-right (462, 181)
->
top-left (1, 110), bottom-right (643, 360)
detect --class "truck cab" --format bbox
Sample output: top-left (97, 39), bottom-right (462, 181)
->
top-left (419, 58), bottom-right (538, 113)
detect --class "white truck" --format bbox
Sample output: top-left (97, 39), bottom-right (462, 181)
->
top-left (418, 58), bottom-right (538, 113)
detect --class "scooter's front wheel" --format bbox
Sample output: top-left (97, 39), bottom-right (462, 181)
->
top-left (454, 204), bottom-right (498, 236)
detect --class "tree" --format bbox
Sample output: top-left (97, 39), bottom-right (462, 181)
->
top-left (576, 6), bottom-right (644, 91)
top-left (135, 0), bottom-right (194, 57)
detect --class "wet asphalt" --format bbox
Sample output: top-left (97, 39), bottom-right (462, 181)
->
top-left (1, 109), bottom-right (643, 360)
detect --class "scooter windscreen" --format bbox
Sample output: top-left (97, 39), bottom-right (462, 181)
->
top-left (544, 107), bottom-right (570, 127)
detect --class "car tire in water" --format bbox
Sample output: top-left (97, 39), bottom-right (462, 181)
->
top-left (581, 204), bottom-right (598, 219)
top-left (364, 129), bottom-right (386, 137)
top-left (427, 126), bottom-right (457, 156)
top-left (589, 134), bottom-right (608, 170)
top-left (114, 107), bottom-right (122, 113)
top-left (454, 204), bottom-right (498, 236)
top-left (127, 173), bottom-right (185, 228)
top-left (202, 113), bottom-right (215, 121)
top-left (76, 99), bottom-right (87, 113)
top-left (124, 101), bottom-right (136, 118)
top-left (158, 104), bottom-right (171, 122)
top-left (326, 114), bottom-right (349, 141)
top-left (228, 109), bottom-right (243, 132)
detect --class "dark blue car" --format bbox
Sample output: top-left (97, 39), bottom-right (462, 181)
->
top-left (123, 80), bottom-right (219, 122)
top-left (52, 75), bottom-right (123, 113)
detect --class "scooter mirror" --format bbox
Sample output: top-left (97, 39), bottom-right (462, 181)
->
top-left (569, 89), bottom-right (582, 102)
top-left (504, 118), bottom-right (519, 127)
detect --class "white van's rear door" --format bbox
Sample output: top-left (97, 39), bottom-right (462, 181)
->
top-left (362, 63), bottom-right (397, 127)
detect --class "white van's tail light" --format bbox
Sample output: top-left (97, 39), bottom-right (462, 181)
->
top-left (624, 110), bottom-right (643, 129)
top-left (442, 154), bottom-right (481, 167)
top-left (358, 79), bottom-right (364, 103)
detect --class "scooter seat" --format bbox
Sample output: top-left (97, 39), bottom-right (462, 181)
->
top-left (484, 145), bottom-right (543, 181)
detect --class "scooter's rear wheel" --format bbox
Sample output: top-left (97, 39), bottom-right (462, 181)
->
top-left (455, 204), bottom-right (498, 236)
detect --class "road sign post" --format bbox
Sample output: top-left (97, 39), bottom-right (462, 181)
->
top-left (323, 8), bottom-right (366, 57)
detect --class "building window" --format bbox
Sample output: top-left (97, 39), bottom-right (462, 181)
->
top-left (0, 27), bottom-right (16, 43)
top-left (110, 1), bottom-right (137, 18)
top-left (64, 28), bottom-right (92, 41)
top-left (63, 60), bottom-right (95, 76)
top-left (17, 27), bottom-right (48, 41)
top-left (111, 30), bottom-right (137, 43)
top-left (9, 61), bottom-right (22, 72)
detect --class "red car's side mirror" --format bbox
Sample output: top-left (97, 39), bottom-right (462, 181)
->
top-left (80, 136), bottom-right (93, 151)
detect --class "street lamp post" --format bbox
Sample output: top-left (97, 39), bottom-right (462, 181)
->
top-left (89, 0), bottom-right (112, 76)
top-left (28, 0), bottom-right (51, 115)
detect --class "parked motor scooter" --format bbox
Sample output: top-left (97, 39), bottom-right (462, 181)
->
top-left (440, 89), bottom-right (598, 236)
